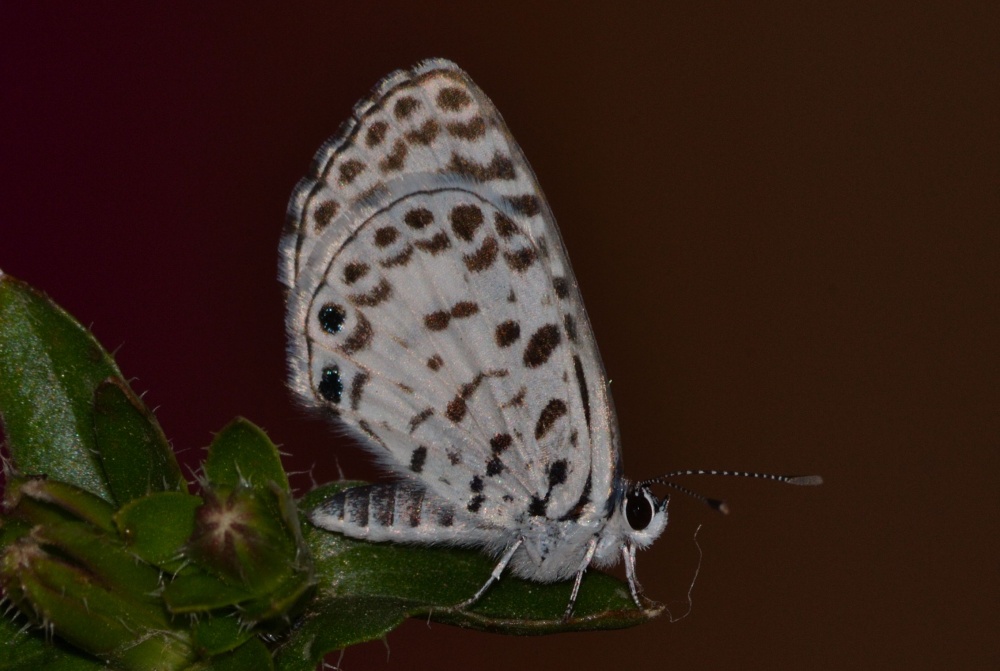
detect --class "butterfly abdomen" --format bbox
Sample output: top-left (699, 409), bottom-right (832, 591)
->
top-left (311, 482), bottom-right (493, 545)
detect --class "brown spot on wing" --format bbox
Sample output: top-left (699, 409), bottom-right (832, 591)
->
top-left (503, 247), bottom-right (537, 272)
top-left (495, 320), bottom-right (521, 348)
top-left (553, 277), bottom-right (569, 299)
top-left (424, 311), bottom-right (450, 331)
top-left (564, 314), bottom-right (578, 342)
top-left (467, 494), bottom-right (484, 513)
top-left (446, 396), bottom-right (467, 423)
top-left (437, 86), bottom-right (472, 111)
top-left (354, 180), bottom-right (388, 204)
top-left (491, 433), bottom-right (513, 454)
top-left (348, 278), bottom-right (392, 307)
top-left (374, 226), bottom-right (400, 248)
top-left (450, 204), bottom-right (484, 241)
top-left (447, 153), bottom-right (515, 182)
top-left (341, 313), bottom-right (373, 355)
top-left (559, 472), bottom-right (592, 522)
top-left (505, 194), bottom-right (541, 216)
top-left (365, 121), bottom-right (389, 148)
top-left (338, 159), bottom-right (366, 186)
top-left (380, 244), bottom-right (414, 268)
top-left (535, 399), bottom-right (568, 440)
top-left (494, 212), bottom-right (518, 238)
top-left (408, 408), bottom-right (434, 433)
top-left (424, 300), bottom-right (479, 330)
top-left (313, 200), bottom-right (339, 231)
top-left (486, 456), bottom-right (505, 476)
top-left (446, 116), bottom-right (486, 140)
top-left (394, 96), bottom-right (421, 119)
top-left (404, 208), bottom-right (434, 229)
top-left (379, 139), bottom-right (408, 173)
top-left (414, 232), bottom-right (451, 254)
top-left (451, 301), bottom-right (479, 318)
top-left (343, 262), bottom-right (369, 285)
top-left (405, 119), bottom-right (440, 145)
top-left (464, 236), bottom-right (498, 272)
top-left (523, 324), bottom-right (561, 368)
top-left (350, 372), bottom-right (369, 411)
top-left (573, 354), bottom-right (591, 430)
top-left (502, 386), bottom-right (526, 408)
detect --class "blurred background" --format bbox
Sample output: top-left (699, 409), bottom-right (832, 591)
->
top-left (2, 4), bottom-right (996, 669)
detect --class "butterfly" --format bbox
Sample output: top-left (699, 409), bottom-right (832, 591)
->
top-left (279, 59), bottom-right (820, 619)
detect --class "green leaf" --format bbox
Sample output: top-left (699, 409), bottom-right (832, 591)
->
top-left (276, 482), bottom-right (662, 666)
top-left (0, 274), bottom-right (122, 502)
top-left (0, 614), bottom-right (108, 671)
top-left (114, 491), bottom-right (203, 573)
top-left (27, 520), bottom-right (164, 599)
top-left (273, 597), bottom-right (407, 671)
top-left (162, 571), bottom-right (255, 613)
top-left (4, 477), bottom-right (116, 535)
top-left (1, 535), bottom-right (193, 670)
top-left (190, 614), bottom-right (255, 657)
top-left (203, 419), bottom-right (289, 494)
top-left (206, 637), bottom-right (273, 671)
top-left (93, 377), bottom-right (187, 502)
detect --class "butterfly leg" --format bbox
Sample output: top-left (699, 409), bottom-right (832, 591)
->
top-left (457, 537), bottom-right (524, 610)
top-left (622, 542), bottom-right (644, 608)
top-left (562, 536), bottom-right (599, 622)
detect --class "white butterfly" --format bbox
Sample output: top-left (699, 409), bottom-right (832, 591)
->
top-left (280, 59), bottom-right (819, 618)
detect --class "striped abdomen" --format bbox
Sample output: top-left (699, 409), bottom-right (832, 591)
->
top-left (310, 482), bottom-right (492, 545)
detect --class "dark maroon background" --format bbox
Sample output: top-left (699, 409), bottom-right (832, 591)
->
top-left (2, 4), bottom-right (996, 669)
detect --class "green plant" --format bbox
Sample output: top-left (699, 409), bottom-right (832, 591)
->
top-left (0, 273), bottom-right (660, 670)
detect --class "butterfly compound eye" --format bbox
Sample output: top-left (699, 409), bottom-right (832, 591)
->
top-left (625, 488), bottom-right (654, 531)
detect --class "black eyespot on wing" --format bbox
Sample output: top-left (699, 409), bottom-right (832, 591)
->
top-left (318, 304), bottom-right (347, 334)
top-left (318, 365), bottom-right (343, 404)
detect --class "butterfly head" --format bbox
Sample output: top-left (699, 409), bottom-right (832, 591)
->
top-left (621, 484), bottom-right (669, 550)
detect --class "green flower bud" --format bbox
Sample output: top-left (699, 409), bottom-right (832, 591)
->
top-left (0, 525), bottom-right (195, 671)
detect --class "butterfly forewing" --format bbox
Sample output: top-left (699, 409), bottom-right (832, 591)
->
top-left (281, 59), bottom-right (619, 529)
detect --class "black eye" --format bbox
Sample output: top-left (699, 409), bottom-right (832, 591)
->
top-left (625, 488), bottom-right (654, 531)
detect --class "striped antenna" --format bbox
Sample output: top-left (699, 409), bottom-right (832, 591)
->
top-left (638, 470), bottom-right (822, 513)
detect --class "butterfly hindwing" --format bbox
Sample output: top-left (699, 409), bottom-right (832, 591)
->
top-left (280, 59), bottom-right (619, 526)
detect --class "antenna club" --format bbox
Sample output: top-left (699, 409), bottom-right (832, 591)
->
top-left (708, 498), bottom-right (730, 515)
